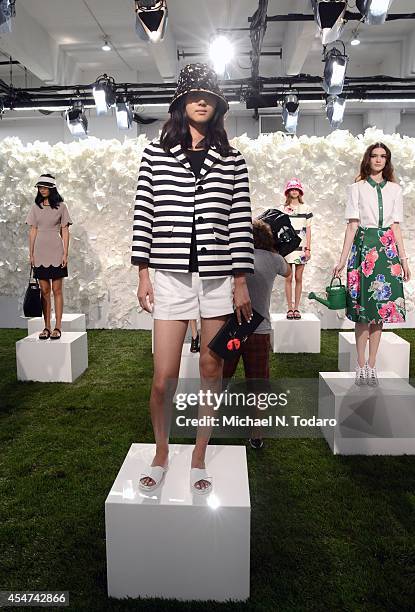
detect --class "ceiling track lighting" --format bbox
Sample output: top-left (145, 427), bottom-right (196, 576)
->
top-left (322, 43), bottom-right (348, 95)
top-left (310, 0), bottom-right (347, 45)
top-left (209, 33), bottom-right (235, 77)
top-left (356, 0), bottom-right (393, 26)
top-left (116, 99), bottom-right (134, 130)
top-left (282, 93), bottom-right (299, 135)
top-left (326, 94), bottom-right (346, 128)
top-left (102, 39), bottom-right (112, 51)
top-left (65, 102), bottom-right (88, 138)
top-left (92, 74), bottom-right (116, 116)
top-left (0, 0), bottom-right (15, 33)
top-left (135, 0), bottom-right (168, 43)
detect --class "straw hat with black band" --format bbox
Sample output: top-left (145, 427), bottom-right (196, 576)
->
top-left (35, 174), bottom-right (57, 189)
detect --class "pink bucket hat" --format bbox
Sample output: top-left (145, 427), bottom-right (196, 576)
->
top-left (284, 178), bottom-right (304, 196)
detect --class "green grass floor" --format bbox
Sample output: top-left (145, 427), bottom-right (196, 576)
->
top-left (0, 328), bottom-right (414, 612)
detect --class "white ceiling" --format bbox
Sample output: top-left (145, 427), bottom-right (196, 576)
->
top-left (0, 1), bottom-right (414, 96)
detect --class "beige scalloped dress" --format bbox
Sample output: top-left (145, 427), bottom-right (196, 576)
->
top-left (26, 202), bottom-right (72, 279)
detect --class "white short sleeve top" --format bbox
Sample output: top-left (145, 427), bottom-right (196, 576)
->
top-left (345, 180), bottom-right (403, 227)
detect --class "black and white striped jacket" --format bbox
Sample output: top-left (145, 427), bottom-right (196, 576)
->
top-left (131, 141), bottom-right (254, 279)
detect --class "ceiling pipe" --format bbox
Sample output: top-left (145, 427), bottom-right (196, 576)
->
top-left (249, 13), bottom-right (415, 22)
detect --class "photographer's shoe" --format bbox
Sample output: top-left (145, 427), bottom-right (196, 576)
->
top-left (190, 333), bottom-right (200, 353)
top-left (249, 438), bottom-right (264, 449)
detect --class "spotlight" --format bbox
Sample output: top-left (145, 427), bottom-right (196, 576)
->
top-left (135, 0), bottom-right (168, 43)
top-left (326, 95), bottom-right (346, 128)
top-left (92, 74), bottom-right (116, 116)
top-left (356, 0), bottom-right (392, 25)
top-left (322, 46), bottom-right (348, 95)
top-left (0, 0), bottom-right (15, 34)
top-left (65, 104), bottom-right (88, 138)
top-left (102, 39), bottom-right (112, 51)
top-left (282, 94), bottom-right (299, 134)
top-left (116, 101), bottom-right (133, 130)
top-left (311, 0), bottom-right (347, 44)
top-left (351, 29), bottom-right (360, 45)
top-left (209, 34), bottom-right (234, 76)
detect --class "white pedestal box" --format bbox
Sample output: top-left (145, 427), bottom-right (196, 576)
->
top-left (319, 371), bottom-right (415, 455)
top-left (128, 309), bottom-right (153, 330)
top-left (315, 308), bottom-right (415, 329)
top-left (16, 332), bottom-right (88, 383)
top-left (178, 343), bottom-right (200, 378)
top-left (0, 296), bottom-right (26, 328)
top-left (105, 443), bottom-right (250, 602)
top-left (338, 332), bottom-right (410, 379)
top-left (270, 313), bottom-right (320, 353)
top-left (173, 343), bottom-right (200, 401)
top-left (27, 313), bottom-right (86, 335)
top-left (318, 308), bottom-right (355, 330)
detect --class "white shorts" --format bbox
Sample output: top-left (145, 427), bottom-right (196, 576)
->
top-left (152, 270), bottom-right (234, 320)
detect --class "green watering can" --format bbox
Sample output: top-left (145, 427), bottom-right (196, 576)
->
top-left (308, 276), bottom-right (347, 310)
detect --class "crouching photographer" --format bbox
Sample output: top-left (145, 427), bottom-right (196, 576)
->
top-left (222, 219), bottom-right (290, 448)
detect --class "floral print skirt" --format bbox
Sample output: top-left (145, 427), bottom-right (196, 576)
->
top-left (346, 226), bottom-right (405, 324)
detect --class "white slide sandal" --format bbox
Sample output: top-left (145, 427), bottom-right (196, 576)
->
top-left (190, 468), bottom-right (213, 496)
top-left (139, 465), bottom-right (168, 492)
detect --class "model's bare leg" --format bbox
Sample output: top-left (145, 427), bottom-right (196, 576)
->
top-left (285, 265), bottom-right (293, 310)
top-left (52, 278), bottom-right (63, 329)
top-left (141, 319), bottom-right (188, 487)
top-left (39, 279), bottom-right (52, 330)
top-left (294, 264), bottom-right (305, 311)
top-left (355, 322), bottom-right (369, 368)
top-left (192, 315), bottom-right (228, 491)
top-left (190, 319), bottom-right (198, 339)
top-left (368, 322), bottom-right (383, 368)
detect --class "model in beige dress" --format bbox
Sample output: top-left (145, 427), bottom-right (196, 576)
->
top-left (26, 174), bottom-right (72, 340)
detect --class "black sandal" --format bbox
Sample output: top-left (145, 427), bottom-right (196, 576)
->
top-left (39, 328), bottom-right (51, 340)
top-left (50, 328), bottom-right (62, 340)
top-left (293, 310), bottom-right (301, 319)
top-left (286, 309), bottom-right (294, 320)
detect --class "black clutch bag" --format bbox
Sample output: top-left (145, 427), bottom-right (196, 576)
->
top-left (208, 309), bottom-right (265, 360)
top-left (23, 267), bottom-right (43, 318)
top-left (257, 208), bottom-right (301, 257)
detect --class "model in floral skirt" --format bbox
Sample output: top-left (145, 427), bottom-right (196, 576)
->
top-left (334, 143), bottom-right (411, 386)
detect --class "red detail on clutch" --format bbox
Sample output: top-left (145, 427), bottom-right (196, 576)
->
top-left (227, 338), bottom-right (241, 351)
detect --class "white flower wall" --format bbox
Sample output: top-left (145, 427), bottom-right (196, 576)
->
top-left (0, 128), bottom-right (414, 328)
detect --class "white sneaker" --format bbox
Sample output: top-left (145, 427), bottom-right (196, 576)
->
top-left (355, 364), bottom-right (366, 386)
top-left (365, 362), bottom-right (378, 387)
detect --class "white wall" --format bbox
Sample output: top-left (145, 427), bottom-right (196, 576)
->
top-left (4, 109), bottom-right (415, 144)
top-left (398, 113), bottom-right (415, 137)
top-left (0, 110), bottom-right (141, 145)
top-left (259, 114), bottom-right (364, 138)
top-left (1, 130), bottom-right (414, 329)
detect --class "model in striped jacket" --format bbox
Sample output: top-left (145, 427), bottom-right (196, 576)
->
top-left (131, 64), bottom-right (254, 495)
top-left (131, 140), bottom-right (254, 277)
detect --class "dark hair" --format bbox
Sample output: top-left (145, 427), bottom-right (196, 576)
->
top-left (285, 192), bottom-right (304, 205)
top-left (160, 96), bottom-right (231, 156)
top-left (356, 142), bottom-right (397, 183)
top-left (35, 174), bottom-right (64, 209)
top-left (253, 219), bottom-right (276, 252)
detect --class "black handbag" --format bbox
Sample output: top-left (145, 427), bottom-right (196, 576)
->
top-left (208, 309), bottom-right (265, 361)
top-left (23, 267), bottom-right (43, 318)
top-left (257, 208), bottom-right (301, 257)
